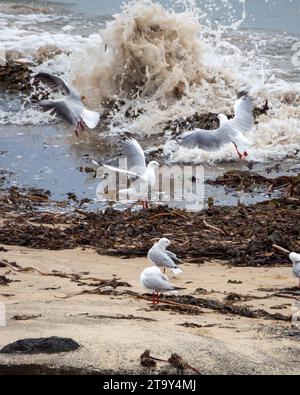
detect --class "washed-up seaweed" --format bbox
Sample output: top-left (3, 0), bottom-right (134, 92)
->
top-left (140, 350), bottom-right (201, 375)
top-left (1, 185), bottom-right (300, 266)
top-left (206, 170), bottom-right (300, 195)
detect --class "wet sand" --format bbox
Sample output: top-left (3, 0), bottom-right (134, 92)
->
top-left (0, 245), bottom-right (299, 375)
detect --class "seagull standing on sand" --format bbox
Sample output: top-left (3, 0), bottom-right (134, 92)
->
top-left (104, 134), bottom-right (159, 209)
top-left (148, 238), bottom-right (183, 275)
top-left (180, 92), bottom-right (255, 160)
top-left (289, 253), bottom-right (300, 288)
top-left (140, 266), bottom-right (182, 305)
top-left (33, 72), bottom-right (100, 136)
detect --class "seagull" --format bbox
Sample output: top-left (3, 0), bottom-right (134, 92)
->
top-left (33, 72), bottom-right (100, 136)
top-left (180, 92), bottom-right (255, 160)
top-left (140, 266), bottom-right (183, 305)
top-left (289, 253), bottom-right (300, 288)
top-left (103, 134), bottom-right (159, 209)
top-left (148, 238), bottom-right (183, 275)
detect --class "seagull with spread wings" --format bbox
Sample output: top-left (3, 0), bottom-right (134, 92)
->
top-left (103, 134), bottom-right (159, 209)
top-left (33, 72), bottom-right (100, 136)
top-left (180, 92), bottom-right (255, 160)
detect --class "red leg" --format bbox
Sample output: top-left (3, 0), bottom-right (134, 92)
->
top-left (80, 120), bottom-right (85, 130)
top-left (233, 143), bottom-right (243, 160)
top-left (152, 292), bottom-right (155, 304)
top-left (156, 293), bottom-right (159, 305)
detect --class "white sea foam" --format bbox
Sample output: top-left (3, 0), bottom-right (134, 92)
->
top-left (1, 0), bottom-right (300, 163)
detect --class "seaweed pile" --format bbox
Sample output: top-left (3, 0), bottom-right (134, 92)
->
top-left (0, 182), bottom-right (299, 266)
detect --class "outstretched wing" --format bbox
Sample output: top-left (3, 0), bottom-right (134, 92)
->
top-left (180, 93), bottom-right (254, 151)
top-left (34, 72), bottom-right (79, 99)
top-left (103, 164), bottom-right (141, 179)
top-left (39, 100), bottom-right (77, 126)
top-left (229, 93), bottom-right (254, 133)
top-left (119, 134), bottom-right (146, 175)
top-left (180, 127), bottom-right (231, 151)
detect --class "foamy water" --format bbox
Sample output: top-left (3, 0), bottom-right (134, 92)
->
top-left (1, 0), bottom-right (300, 164)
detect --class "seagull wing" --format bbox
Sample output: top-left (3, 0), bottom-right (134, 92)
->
top-left (180, 127), bottom-right (231, 151)
top-left (34, 72), bottom-right (79, 99)
top-left (165, 250), bottom-right (184, 264)
top-left (229, 94), bottom-right (255, 134)
top-left (119, 134), bottom-right (146, 175)
top-left (103, 164), bottom-right (141, 179)
top-left (39, 100), bottom-right (77, 126)
top-left (180, 94), bottom-right (254, 151)
top-left (143, 272), bottom-right (175, 292)
top-left (148, 247), bottom-right (176, 269)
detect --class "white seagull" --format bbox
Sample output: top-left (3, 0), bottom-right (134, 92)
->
top-left (148, 238), bottom-right (183, 275)
top-left (140, 266), bottom-right (182, 304)
top-left (180, 92), bottom-right (255, 160)
top-left (103, 134), bottom-right (159, 209)
top-left (34, 72), bottom-right (100, 136)
top-left (289, 252), bottom-right (300, 288)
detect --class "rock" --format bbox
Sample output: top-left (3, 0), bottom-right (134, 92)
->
top-left (0, 337), bottom-right (80, 354)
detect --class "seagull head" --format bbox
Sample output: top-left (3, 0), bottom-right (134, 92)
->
top-left (218, 113), bottom-right (228, 126)
top-left (147, 161), bottom-right (160, 169)
top-left (157, 238), bottom-right (171, 248)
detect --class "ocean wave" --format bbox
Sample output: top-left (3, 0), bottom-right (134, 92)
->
top-left (1, 0), bottom-right (300, 163)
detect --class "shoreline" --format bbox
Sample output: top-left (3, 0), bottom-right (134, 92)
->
top-left (0, 245), bottom-right (299, 375)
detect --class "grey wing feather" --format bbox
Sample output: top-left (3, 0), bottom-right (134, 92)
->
top-left (165, 250), bottom-right (183, 264)
top-left (120, 134), bottom-right (146, 175)
top-left (148, 248), bottom-right (176, 268)
top-left (34, 72), bottom-right (79, 99)
top-left (230, 94), bottom-right (254, 133)
top-left (40, 100), bottom-right (77, 126)
top-left (180, 127), bottom-right (231, 151)
top-left (143, 275), bottom-right (174, 291)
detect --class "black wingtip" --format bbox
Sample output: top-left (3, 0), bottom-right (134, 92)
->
top-left (120, 131), bottom-right (134, 143)
top-left (236, 90), bottom-right (250, 99)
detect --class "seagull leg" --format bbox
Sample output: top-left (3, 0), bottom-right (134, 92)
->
top-left (232, 143), bottom-right (243, 160)
top-left (74, 123), bottom-right (80, 137)
top-left (152, 292), bottom-right (155, 305)
top-left (156, 293), bottom-right (159, 305)
top-left (80, 120), bottom-right (85, 130)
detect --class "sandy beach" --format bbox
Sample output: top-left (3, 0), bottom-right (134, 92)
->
top-left (1, 244), bottom-right (299, 375)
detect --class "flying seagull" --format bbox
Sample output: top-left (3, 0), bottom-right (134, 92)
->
top-left (289, 252), bottom-right (300, 288)
top-left (33, 72), bottom-right (100, 136)
top-left (140, 266), bottom-right (183, 304)
top-left (148, 238), bottom-right (183, 275)
top-left (103, 134), bottom-right (159, 209)
top-left (180, 93), bottom-right (255, 160)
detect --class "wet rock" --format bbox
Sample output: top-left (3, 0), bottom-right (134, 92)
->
top-left (0, 337), bottom-right (80, 354)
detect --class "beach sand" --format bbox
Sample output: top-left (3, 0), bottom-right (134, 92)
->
top-left (0, 244), bottom-right (299, 375)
